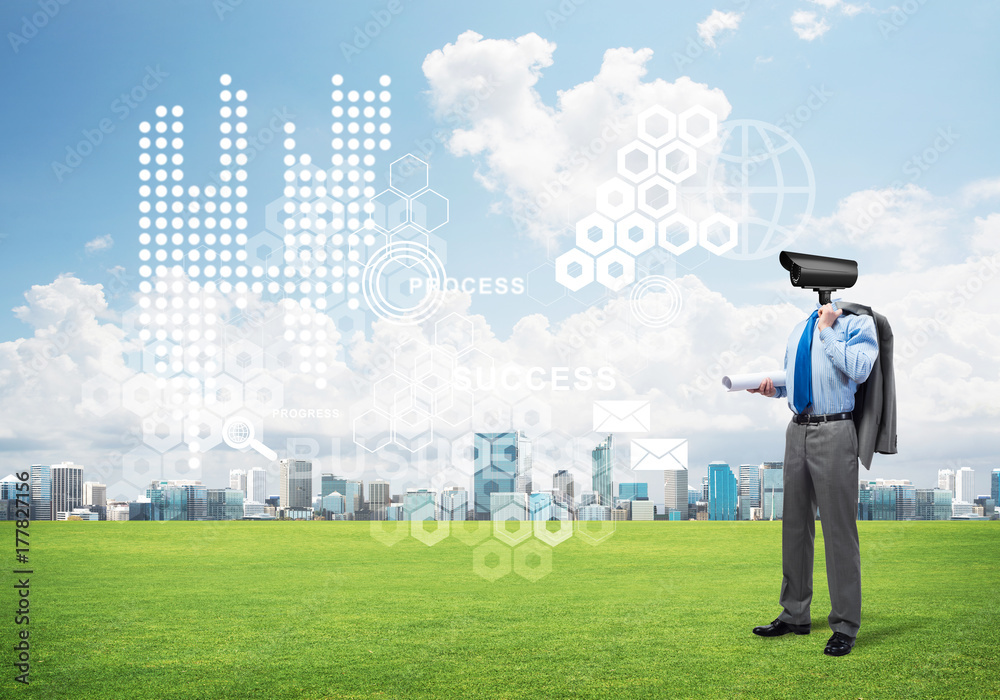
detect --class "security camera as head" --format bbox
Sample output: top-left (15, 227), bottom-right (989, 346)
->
top-left (779, 251), bottom-right (858, 307)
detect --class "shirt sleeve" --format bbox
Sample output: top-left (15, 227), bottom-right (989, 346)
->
top-left (819, 314), bottom-right (879, 384)
top-left (774, 346), bottom-right (788, 399)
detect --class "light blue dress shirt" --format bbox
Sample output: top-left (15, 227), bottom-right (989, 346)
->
top-left (774, 304), bottom-right (879, 414)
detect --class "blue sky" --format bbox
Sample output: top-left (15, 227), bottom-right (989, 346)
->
top-left (2, 0), bottom-right (999, 495)
top-left (2, 0), bottom-right (996, 339)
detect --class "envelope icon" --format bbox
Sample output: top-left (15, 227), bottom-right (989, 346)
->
top-left (593, 400), bottom-right (651, 432)
top-left (630, 439), bottom-right (688, 471)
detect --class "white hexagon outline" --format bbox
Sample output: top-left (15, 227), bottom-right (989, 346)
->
top-left (637, 105), bottom-right (678, 147)
top-left (434, 312), bottom-right (474, 355)
top-left (555, 249), bottom-right (595, 292)
top-left (595, 178), bottom-right (636, 221)
top-left (533, 517), bottom-right (574, 547)
top-left (678, 105), bottom-right (719, 148)
top-left (370, 518), bottom-right (409, 547)
top-left (512, 540), bottom-right (553, 582)
top-left (636, 176), bottom-right (678, 219)
top-left (391, 407), bottom-right (434, 453)
top-left (409, 188), bottom-right (449, 232)
top-left (388, 153), bottom-right (429, 197)
top-left (451, 519), bottom-right (493, 547)
top-left (616, 140), bottom-right (657, 184)
top-left (575, 212), bottom-right (615, 256)
top-left (244, 373), bottom-right (284, 416)
top-left (657, 142), bottom-right (698, 183)
top-left (472, 540), bottom-right (512, 581)
top-left (699, 213), bottom-right (739, 255)
top-left (575, 517), bottom-right (616, 545)
top-left (615, 212), bottom-right (657, 257)
top-left (512, 396), bottom-right (553, 436)
top-left (368, 188), bottom-right (409, 233)
top-left (657, 213), bottom-right (699, 255)
top-left (141, 412), bottom-right (184, 453)
top-left (203, 373), bottom-right (244, 417)
top-left (410, 502), bottom-right (450, 546)
top-left (595, 248), bottom-right (637, 292)
top-left (353, 407), bottom-right (393, 453)
top-left (81, 373), bottom-right (122, 417)
top-left (184, 411), bottom-right (224, 452)
top-left (493, 503), bottom-right (534, 547)
top-left (122, 374), bottom-right (162, 417)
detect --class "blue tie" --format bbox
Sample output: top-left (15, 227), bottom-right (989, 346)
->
top-left (793, 310), bottom-right (819, 414)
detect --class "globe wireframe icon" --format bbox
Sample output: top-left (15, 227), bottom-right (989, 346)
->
top-left (227, 421), bottom-right (250, 445)
top-left (705, 119), bottom-right (815, 260)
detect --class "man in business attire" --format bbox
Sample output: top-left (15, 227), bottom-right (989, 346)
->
top-left (748, 301), bottom-right (879, 657)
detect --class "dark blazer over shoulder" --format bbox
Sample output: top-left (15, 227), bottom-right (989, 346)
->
top-left (838, 302), bottom-right (897, 469)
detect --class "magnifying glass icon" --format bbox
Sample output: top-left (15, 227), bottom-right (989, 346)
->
top-left (222, 415), bottom-right (277, 460)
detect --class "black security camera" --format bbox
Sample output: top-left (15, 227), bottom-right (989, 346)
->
top-left (779, 251), bottom-right (858, 305)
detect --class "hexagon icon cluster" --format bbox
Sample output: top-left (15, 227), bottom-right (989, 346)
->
top-left (555, 105), bottom-right (738, 292)
top-left (353, 312), bottom-right (474, 453)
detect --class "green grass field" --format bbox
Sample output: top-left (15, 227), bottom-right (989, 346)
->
top-left (2, 520), bottom-right (998, 699)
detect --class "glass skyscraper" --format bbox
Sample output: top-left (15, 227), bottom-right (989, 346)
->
top-left (247, 467), bottom-right (267, 504)
top-left (592, 435), bottom-right (613, 508)
top-left (708, 461), bottom-right (737, 521)
top-left (553, 469), bottom-right (575, 508)
top-left (474, 433), bottom-right (518, 520)
top-left (369, 479), bottom-right (390, 520)
top-left (663, 466), bottom-right (688, 516)
top-left (439, 487), bottom-right (468, 520)
top-left (760, 462), bottom-right (784, 520)
top-left (207, 488), bottom-right (244, 520)
top-left (619, 483), bottom-right (648, 500)
top-left (29, 465), bottom-right (52, 521)
top-left (279, 459), bottom-right (313, 510)
top-left (992, 469), bottom-right (999, 505)
top-left (738, 464), bottom-right (760, 520)
top-left (51, 462), bottom-right (84, 518)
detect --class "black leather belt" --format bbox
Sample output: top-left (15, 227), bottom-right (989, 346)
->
top-left (792, 412), bottom-right (853, 424)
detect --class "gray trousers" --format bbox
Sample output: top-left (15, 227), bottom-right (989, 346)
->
top-left (777, 418), bottom-right (861, 638)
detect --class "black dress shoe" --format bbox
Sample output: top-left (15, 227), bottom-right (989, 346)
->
top-left (752, 618), bottom-right (811, 637)
top-left (824, 632), bottom-right (856, 656)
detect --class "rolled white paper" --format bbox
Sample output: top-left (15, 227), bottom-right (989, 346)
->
top-left (722, 370), bottom-right (787, 392)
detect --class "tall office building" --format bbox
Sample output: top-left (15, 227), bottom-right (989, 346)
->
top-left (760, 462), bottom-right (784, 520)
top-left (403, 488), bottom-right (437, 519)
top-left (663, 466), bottom-right (689, 516)
top-left (207, 488), bottom-right (244, 520)
top-left (873, 485), bottom-right (897, 520)
top-left (146, 484), bottom-right (188, 520)
top-left (440, 487), bottom-right (468, 520)
top-left (474, 433), bottom-right (519, 520)
top-left (369, 479), bottom-right (390, 520)
top-left (51, 462), bottom-right (84, 518)
top-left (701, 475), bottom-right (710, 502)
top-left (553, 469), bottom-right (575, 507)
top-left (83, 482), bottom-right (107, 507)
top-left (490, 492), bottom-right (529, 519)
top-left (890, 483), bottom-right (916, 521)
top-left (992, 469), bottom-right (999, 505)
top-left (592, 435), bottom-right (613, 508)
top-left (247, 467), bottom-right (267, 504)
top-left (915, 488), bottom-right (952, 520)
top-left (619, 483), bottom-right (648, 501)
top-left (279, 459), bottom-right (313, 510)
top-left (516, 432), bottom-right (533, 493)
top-left (937, 469), bottom-right (956, 496)
top-left (708, 462), bottom-right (737, 521)
top-left (323, 476), bottom-right (363, 514)
top-left (229, 469), bottom-right (247, 495)
top-left (738, 465), bottom-right (761, 521)
top-left (955, 467), bottom-right (975, 503)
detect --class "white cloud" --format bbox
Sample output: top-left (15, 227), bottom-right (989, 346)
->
top-left (85, 234), bottom-right (114, 253)
top-left (791, 10), bottom-right (831, 40)
top-left (697, 10), bottom-right (743, 48)
top-left (422, 31), bottom-right (731, 246)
